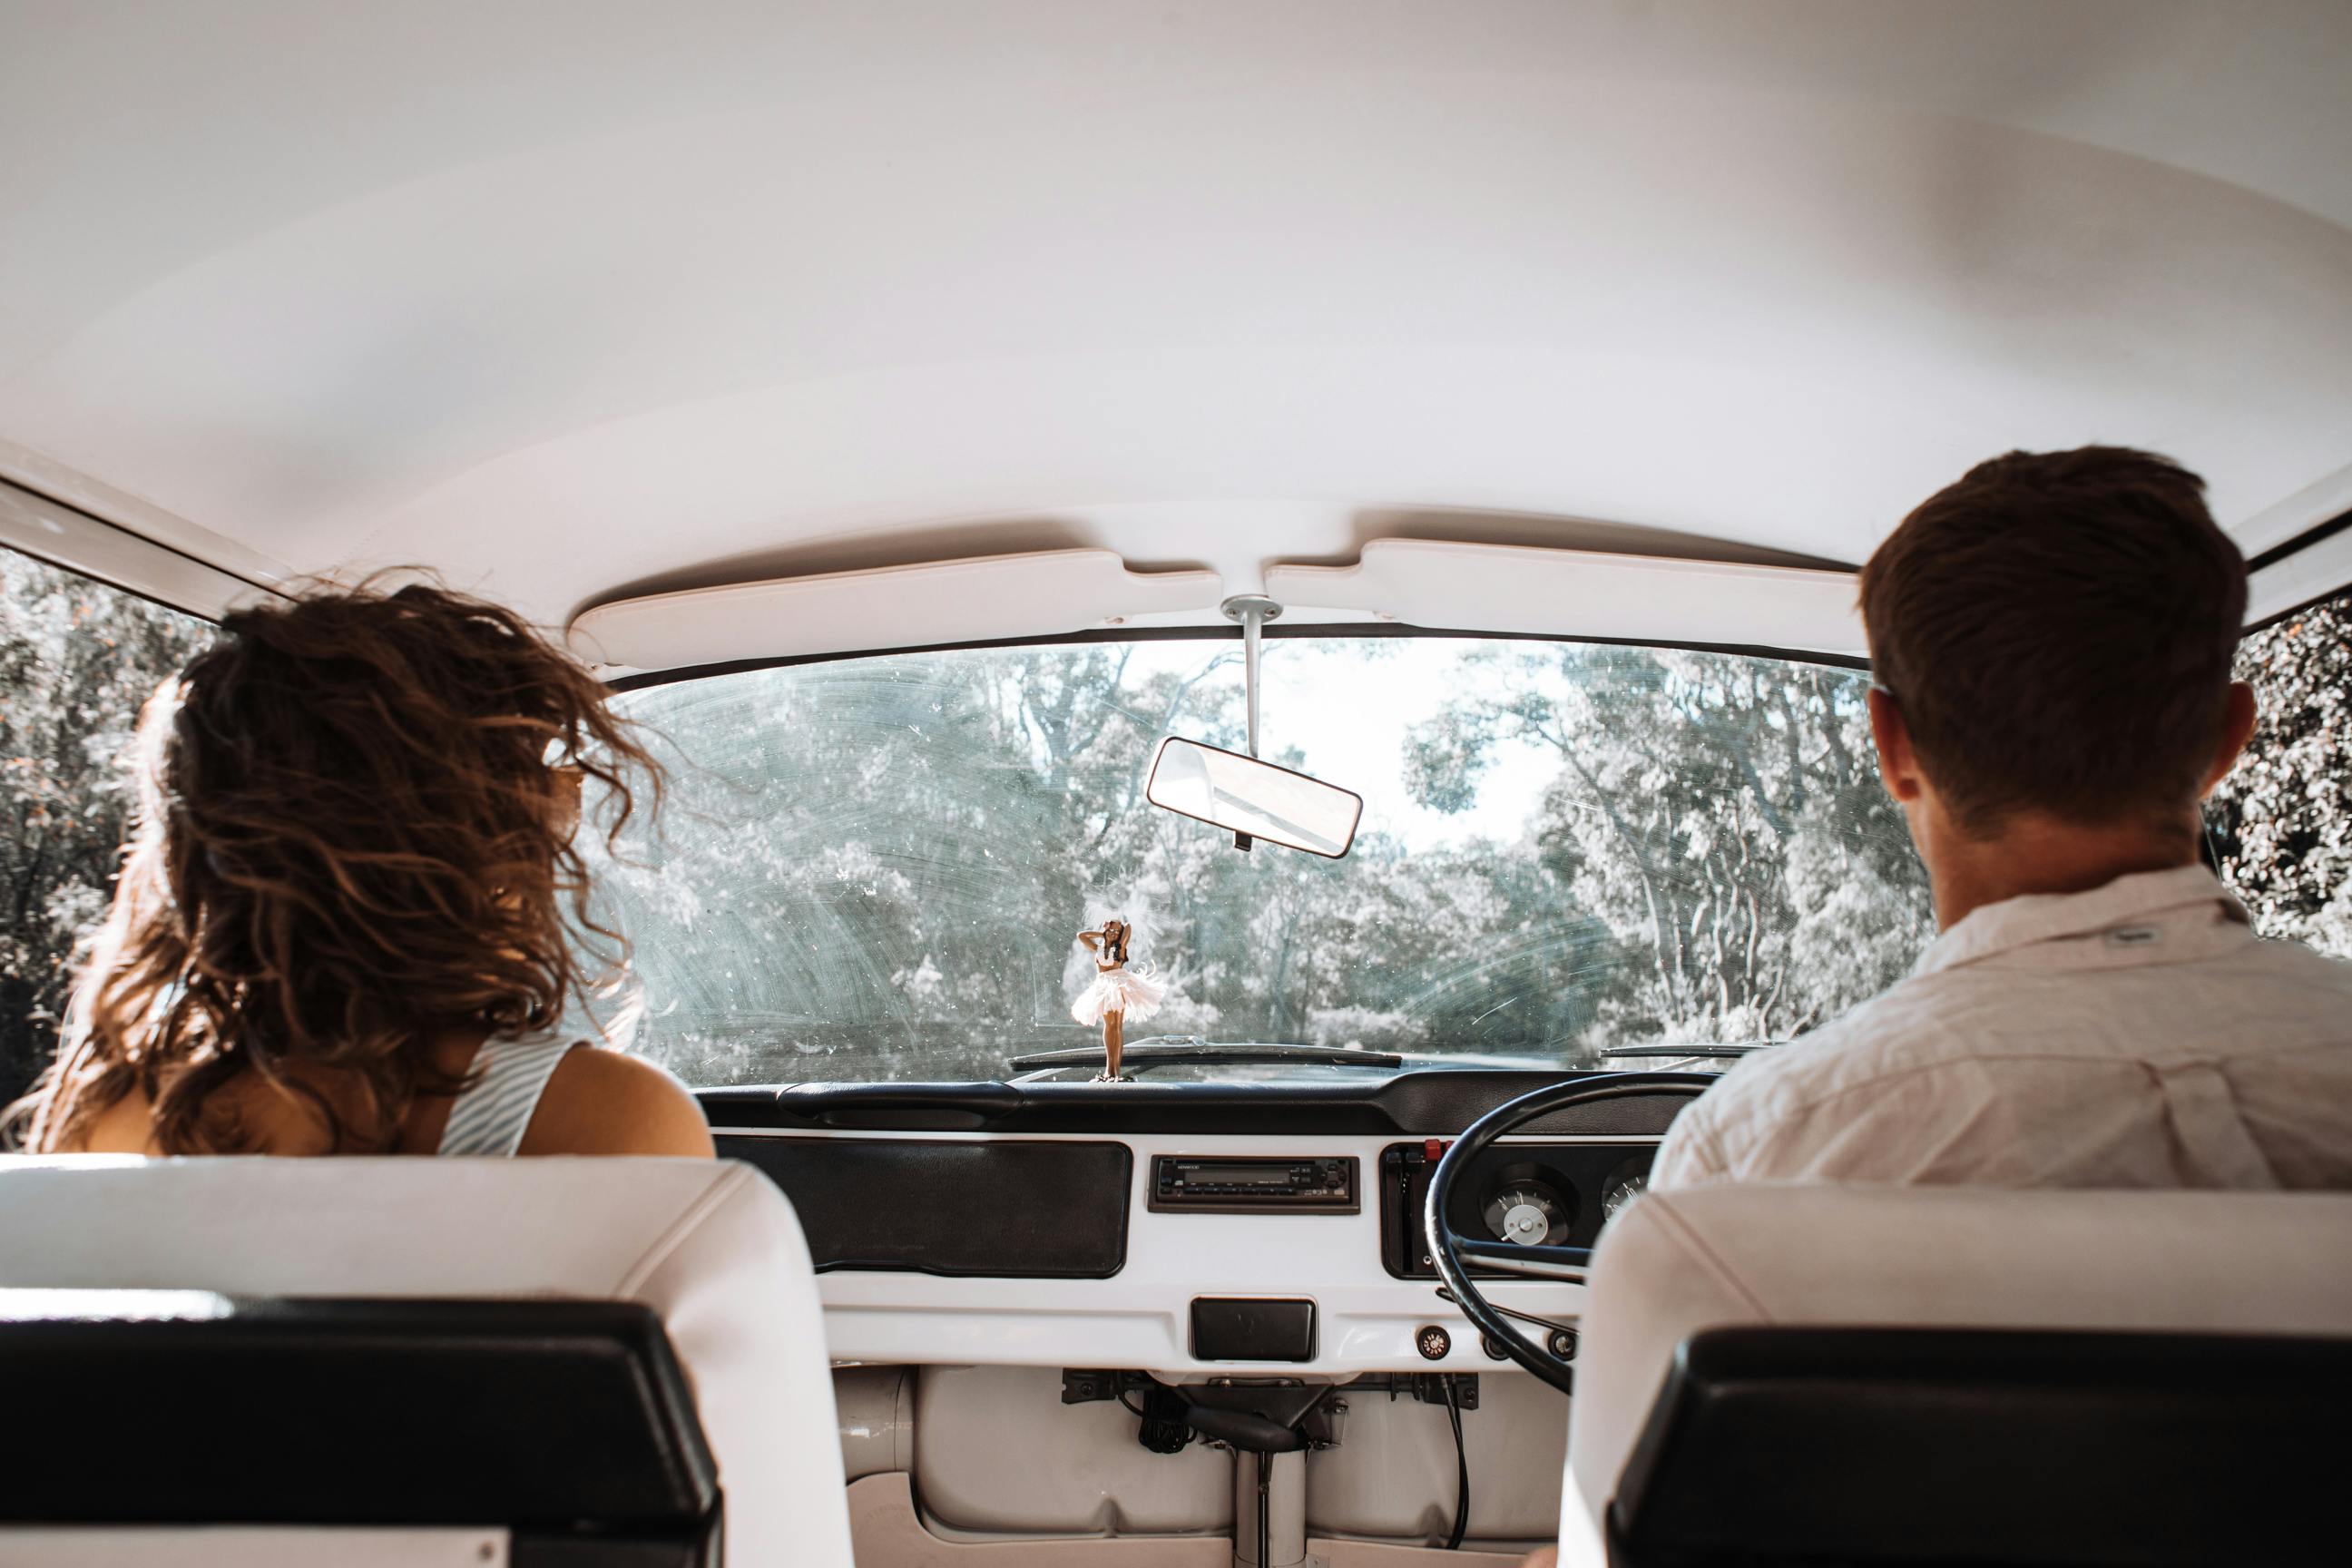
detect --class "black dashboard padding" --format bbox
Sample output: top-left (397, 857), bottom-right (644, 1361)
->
top-left (720, 1134), bottom-right (1132, 1277)
top-left (1611, 1326), bottom-right (2350, 1568)
top-left (709, 1070), bottom-right (1708, 1136)
top-left (0, 1293), bottom-right (719, 1563)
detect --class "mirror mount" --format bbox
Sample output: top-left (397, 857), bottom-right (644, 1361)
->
top-left (1145, 593), bottom-right (1359, 858)
top-left (1220, 594), bottom-right (1284, 849)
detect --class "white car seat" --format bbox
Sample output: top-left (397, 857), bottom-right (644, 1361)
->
top-left (1561, 1184), bottom-right (2352, 1567)
top-left (0, 1154), bottom-right (851, 1567)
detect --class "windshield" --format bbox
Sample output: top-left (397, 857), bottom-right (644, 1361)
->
top-left (591, 635), bottom-right (1931, 1085)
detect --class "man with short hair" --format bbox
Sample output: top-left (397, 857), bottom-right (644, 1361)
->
top-left (1651, 446), bottom-right (2352, 1191)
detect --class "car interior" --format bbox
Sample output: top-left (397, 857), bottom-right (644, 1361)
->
top-left (2, 5), bottom-right (2349, 1566)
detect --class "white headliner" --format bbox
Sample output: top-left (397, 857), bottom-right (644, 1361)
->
top-left (3, 1), bottom-right (2348, 655)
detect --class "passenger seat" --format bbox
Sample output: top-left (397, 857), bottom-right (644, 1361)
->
top-left (0, 1155), bottom-right (851, 1567)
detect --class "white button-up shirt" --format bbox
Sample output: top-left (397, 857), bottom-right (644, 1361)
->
top-left (1651, 866), bottom-right (2352, 1191)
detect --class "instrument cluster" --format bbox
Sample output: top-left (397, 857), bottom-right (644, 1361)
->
top-left (1377, 1139), bottom-right (1661, 1279)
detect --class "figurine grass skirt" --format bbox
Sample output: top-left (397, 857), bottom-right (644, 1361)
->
top-left (1072, 966), bottom-right (1167, 1027)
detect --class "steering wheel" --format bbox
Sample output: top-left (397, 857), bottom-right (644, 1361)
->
top-left (1424, 1072), bottom-right (1715, 1396)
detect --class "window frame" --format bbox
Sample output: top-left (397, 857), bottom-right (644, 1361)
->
top-left (0, 476), bottom-right (275, 628)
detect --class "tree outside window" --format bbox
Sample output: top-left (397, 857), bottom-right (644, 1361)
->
top-left (2210, 590), bottom-right (2352, 958)
top-left (0, 548), bottom-right (215, 1104)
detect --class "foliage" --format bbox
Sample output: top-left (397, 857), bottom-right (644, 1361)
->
top-left (592, 639), bottom-right (1932, 1084)
top-left (2210, 592), bottom-right (2352, 957)
top-left (0, 551), bottom-right (214, 1102)
top-left (1403, 646), bottom-right (1931, 1044)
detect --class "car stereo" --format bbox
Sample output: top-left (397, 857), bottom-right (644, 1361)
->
top-left (1149, 1155), bottom-right (1358, 1213)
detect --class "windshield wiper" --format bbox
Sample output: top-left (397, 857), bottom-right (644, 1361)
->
top-left (1005, 1037), bottom-right (1407, 1073)
top-left (1601, 1041), bottom-right (1787, 1060)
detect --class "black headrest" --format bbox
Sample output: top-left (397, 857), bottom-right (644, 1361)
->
top-left (1611, 1325), bottom-right (2351, 1567)
top-left (0, 1291), bottom-right (718, 1533)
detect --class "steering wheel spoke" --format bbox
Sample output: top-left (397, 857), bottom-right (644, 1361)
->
top-left (1452, 1238), bottom-right (1592, 1280)
top-left (1423, 1072), bottom-right (1716, 1396)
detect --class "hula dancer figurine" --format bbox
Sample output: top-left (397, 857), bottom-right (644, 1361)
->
top-left (1073, 916), bottom-right (1165, 1082)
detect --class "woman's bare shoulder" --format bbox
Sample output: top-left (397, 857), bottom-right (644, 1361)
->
top-left (71, 1072), bottom-right (342, 1156)
top-left (519, 1046), bottom-right (716, 1158)
top-left (73, 1084), bottom-right (164, 1154)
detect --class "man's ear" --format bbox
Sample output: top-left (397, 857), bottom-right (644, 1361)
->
top-left (2200, 681), bottom-right (2259, 797)
top-left (1867, 687), bottom-right (1925, 803)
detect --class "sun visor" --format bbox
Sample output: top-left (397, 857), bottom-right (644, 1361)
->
top-left (1266, 540), bottom-right (1865, 657)
top-left (567, 549), bottom-right (1222, 671)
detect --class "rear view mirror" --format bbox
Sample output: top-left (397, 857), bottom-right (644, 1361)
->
top-left (1146, 738), bottom-right (1363, 858)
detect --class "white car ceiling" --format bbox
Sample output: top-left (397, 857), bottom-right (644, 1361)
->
top-left (1, 0), bottom-right (2347, 641)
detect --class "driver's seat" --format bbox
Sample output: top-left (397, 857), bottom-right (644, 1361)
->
top-left (1560, 1184), bottom-right (2352, 1568)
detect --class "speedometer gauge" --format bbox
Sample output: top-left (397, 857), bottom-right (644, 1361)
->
top-left (1481, 1178), bottom-right (1570, 1246)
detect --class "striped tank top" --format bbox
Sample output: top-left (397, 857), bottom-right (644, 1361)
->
top-left (436, 1034), bottom-right (580, 1158)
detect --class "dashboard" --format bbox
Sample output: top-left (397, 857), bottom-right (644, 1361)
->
top-left (703, 1069), bottom-right (1699, 1378)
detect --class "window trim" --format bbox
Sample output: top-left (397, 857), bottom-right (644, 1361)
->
top-left (2246, 524), bottom-right (2352, 632)
top-left (0, 477), bottom-right (279, 625)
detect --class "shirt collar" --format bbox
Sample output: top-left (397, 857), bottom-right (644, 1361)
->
top-left (1915, 864), bottom-right (2250, 976)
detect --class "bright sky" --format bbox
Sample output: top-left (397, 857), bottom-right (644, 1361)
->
top-left (1124, 638), bottom-right (1560, 848)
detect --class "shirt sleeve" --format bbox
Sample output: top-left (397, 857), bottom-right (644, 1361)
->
top-left (1649, 1093), bottom-right (1733, 1190)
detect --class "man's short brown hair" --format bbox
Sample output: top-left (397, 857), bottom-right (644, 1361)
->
top-left (1858, 446), bottom-right (2247, 836)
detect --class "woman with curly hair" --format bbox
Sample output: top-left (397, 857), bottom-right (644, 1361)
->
top-left (11, 580), bottom-right (711, 1158)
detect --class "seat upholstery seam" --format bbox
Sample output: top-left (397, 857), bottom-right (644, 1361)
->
top-left (614, 1163), bottom-right (756, 1298)
top-left (1645, 1197), bottom-right (1774, 1320)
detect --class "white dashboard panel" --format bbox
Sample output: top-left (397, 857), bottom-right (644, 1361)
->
top-left (713, 1128), bottom-right (1657, 1379)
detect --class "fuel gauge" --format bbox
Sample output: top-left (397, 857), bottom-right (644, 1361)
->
top-left (1602, 1172), bottom-right (1647, 1221)
top-left (1600, 1154), bottom-right (1656, 1229)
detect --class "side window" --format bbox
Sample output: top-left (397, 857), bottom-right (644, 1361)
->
top-left (2210, 588), bottom-right (2351, 958)
top-left (0, 547), bottom-right (216, 1107)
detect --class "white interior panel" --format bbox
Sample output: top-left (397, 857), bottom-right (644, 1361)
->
top-left (849, 1473), bottom-right (1236, 1565)
top-left (1269, 542), bottom-right (1865, 656)
top-left (1309, 1372), bottom-right (1568, 1544)
top-left (915, 1367), bottom-right (1235, 1535)
top-left (890, 1365), bottom-right (1568, 1545)
top-left (1, 2), bottom-right (2345, 628)
top-left (567, 550), bottom-right (1221, 669)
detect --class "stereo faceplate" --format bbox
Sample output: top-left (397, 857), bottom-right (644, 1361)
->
top-left (1149, 1155), bottom-right (1359, 1213)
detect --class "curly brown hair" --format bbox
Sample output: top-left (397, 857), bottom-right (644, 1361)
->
top-left (11, 579), bottom-right (662, 1154)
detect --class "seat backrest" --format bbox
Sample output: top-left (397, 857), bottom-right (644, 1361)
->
top-left (1610, 1323), bottom-right (2350, 1567)
top-left (1567, 1186), bottom-right (2352, 1560)
top-left (1, 1292), bottom-right (723, 1563)
top-left (0, 1155), bottom-right (851, 1568)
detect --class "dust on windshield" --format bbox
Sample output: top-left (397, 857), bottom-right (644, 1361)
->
top-left (586, 636), bottom-right (1931, 1085)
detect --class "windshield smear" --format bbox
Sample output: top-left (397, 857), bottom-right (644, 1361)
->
top-left (590, 637), bottom-right (1931, 1085)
